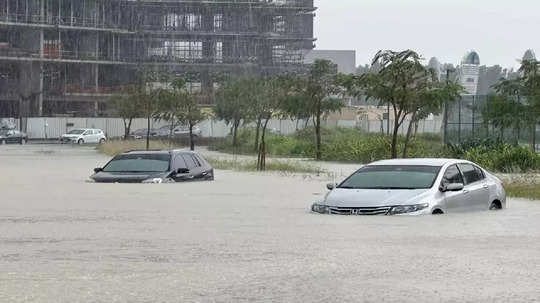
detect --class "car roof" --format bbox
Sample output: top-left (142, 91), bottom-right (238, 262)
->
top-left (368, 158), bottom-right (467, 167)
top-left (122, 150), bottom-right (171, 155)
top-left (121, 149), bottom-right (199, 155)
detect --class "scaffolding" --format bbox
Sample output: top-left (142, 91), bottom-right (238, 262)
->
top-left (0, 0), bottom-right (316, 117)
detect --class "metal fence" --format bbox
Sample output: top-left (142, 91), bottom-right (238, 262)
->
top-left (445, 95), bottom-right (540, 151)
top-left (2, 117), bottom-right (442, 140)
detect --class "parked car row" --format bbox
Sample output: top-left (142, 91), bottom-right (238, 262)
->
top-left (1, 124), bottom-right (202, 145)
top-left (0, 129), bottom-right (27, 144)
top-left (60, 128), bottom-right (107, 144)
top-left (130, 125), bottom-right (202, 140)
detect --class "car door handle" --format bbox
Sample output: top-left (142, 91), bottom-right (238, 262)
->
top-left (462, 189), bottom-right (469, 194)
top-left (482, 184), bottom-right (489, 190)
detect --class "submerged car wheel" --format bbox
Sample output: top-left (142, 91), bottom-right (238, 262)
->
top-left (432, 209), bottom-right (444, 215)
top-left (78, 139), bottom-right (84, 145)
top-left (20, 138), bottom-right (26, 145)
top-left (99, 138), bottom-right (105, 144)
top-left (489, 201), bottom-right (502, 210)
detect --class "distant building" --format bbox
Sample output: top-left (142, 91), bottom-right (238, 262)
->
top-left (458, 51), bottom-right (481, 95)
top-left (428, 57), bottom-right (443, 81)
top-left (303, 50), bottom-right (356, 74)
top-left (523, 49), bottom-right (536, 62)
top-left (0, 0), bottom-right (316, 117)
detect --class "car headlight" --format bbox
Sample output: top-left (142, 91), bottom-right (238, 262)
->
top-left (311, 203), bottom-right (330, 214)
top-left (142, 178), bottom-right (163, 184)
top-left (388, 203), bottom-right (429, 215)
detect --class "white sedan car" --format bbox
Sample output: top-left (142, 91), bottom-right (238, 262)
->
top-left (312, 159), bottom-right (506, 216)
top-left (61, 128), bottom-right (106, 144)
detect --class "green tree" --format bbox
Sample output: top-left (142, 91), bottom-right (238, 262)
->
top-left (402, 81), bottom-right (462, 157)
top-left (295, 60), bottom-right (345, 160)
top-left (183, 90), bottom-right (207, 151)
top-left (494, 59), bottom-right (540, 150)
top-left (214, 78), bottom-right (256, 147)
top-left (343, 50), bottom-right (462, 158)
top-left (108, 86), bottom-right (144, 139)
top-left (154, 78), bottom-right (188, 146)
top-left (256, 75), bottom-right (295, 171)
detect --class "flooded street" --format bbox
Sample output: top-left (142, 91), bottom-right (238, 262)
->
top-left (1, 145), bottom-right (540, 302)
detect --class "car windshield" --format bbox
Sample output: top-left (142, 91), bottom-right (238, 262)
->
top-left (67, 129), bottom-right (85, 135)
top-left (102, 154), bottom-right (171, 173)
top-left (339, 165), bottom-right (442, 189)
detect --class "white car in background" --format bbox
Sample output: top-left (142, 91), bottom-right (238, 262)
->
top-left (61, 128), bottom-right (106, 144)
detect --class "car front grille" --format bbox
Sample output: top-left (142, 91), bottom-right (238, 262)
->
top-left (329, 206), bottom-right (391, 216)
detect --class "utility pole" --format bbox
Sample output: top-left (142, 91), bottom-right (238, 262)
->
top-left (441, 67), bottom-right (455, 145)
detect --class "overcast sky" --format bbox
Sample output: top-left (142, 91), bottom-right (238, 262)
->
top-left (314, 0), bottom-right (539, 69)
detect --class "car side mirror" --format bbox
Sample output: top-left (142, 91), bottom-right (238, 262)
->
top-left (440, 183), bottom-right (464, 192)
top-left (177, 168), bottom-right (190, 174)
top-left (94, 167), bottom-right (103, 173)
top-left (327, 183), bottom-right (336, 190)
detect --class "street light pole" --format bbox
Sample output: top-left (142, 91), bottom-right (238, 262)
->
top-left (442, 67), bottom-right (455, 145)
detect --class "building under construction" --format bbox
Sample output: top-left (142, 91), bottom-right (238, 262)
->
top-left (0, 0), bottom-right (316, 117)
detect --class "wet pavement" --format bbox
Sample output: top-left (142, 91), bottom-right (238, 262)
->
top-left (1, 145), bottom-right (540, 302)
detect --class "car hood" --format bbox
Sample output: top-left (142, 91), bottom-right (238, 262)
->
top-left (324, 188), bottom-right (432, 207)
top-left (91, 171), bottom-right (171, 183)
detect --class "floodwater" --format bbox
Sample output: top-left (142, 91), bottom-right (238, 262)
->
top-left (1, 145), bottom-right (540, 302)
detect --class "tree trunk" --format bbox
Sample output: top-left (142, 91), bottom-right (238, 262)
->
top-left (440, 103), bottom-right (447, 145)
top-left (254, 117), bottom-right (262, 152)
top-left (304, 117), bottom-right (310, 128)
top-left (169, 121), bottom-right (175, 148)
top-left (257, 118), bottom-right (270, 171)
top-left (391, 118), bottom-right (400, 159)
top-left (414, 120), bottom-right (419, 138)
top-left (127, 118), bottom-right (132, 140)
top-left (516, 125), bottom-right (520, 146)
top-left (189, 122), bottom-right (195, 151)
top-left (533, 122), bottom-right (537, 152)
top-left (122, 119), bottom-right (129, 140)
top-left (232, 120), bottom-right (240, 147)
top-left (146, 114), bottom-right (150, 151)
top-left (315, 102), bottom-right (322, 161)
top-left (402, 114), bottom-right (416, 158)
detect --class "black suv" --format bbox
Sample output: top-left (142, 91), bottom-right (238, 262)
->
top-left (91, 150), bottom-right (214, 183)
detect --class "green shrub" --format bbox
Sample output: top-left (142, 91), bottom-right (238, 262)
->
top-left (465, 144), bottom-right (540, 172)
top-left (208, 126), bottom-right (540, 172)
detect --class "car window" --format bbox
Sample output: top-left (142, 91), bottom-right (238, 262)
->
top-left (338, 165), bottom-right (441, 190)
top-left (83, 130), bottom-right (91, 135)
top-left (182, 154), bottom-right (197, 169)
top-left (474, 166), bottom-right (485, 180)
top-left (174, 154), bottom-right (188, 169)
top-left (442, 165), bottom-right (463, 184)
top-left (67, 129), bottom-right (85, 135)
top-left (103, 154), bottom-right (171, 172)
top-left (194, 155), bottom-right (205, 166)
top-left (191, 155), bottom-right (201, 167)
top-left (458, 164), bottom-right (481, 185)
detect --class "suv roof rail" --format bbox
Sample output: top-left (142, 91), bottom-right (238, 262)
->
top-left (124, 149), bottom-right (168, 153)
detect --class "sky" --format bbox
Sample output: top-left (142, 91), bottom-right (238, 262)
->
top-left (314, 0), bottom-right (539, 69)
